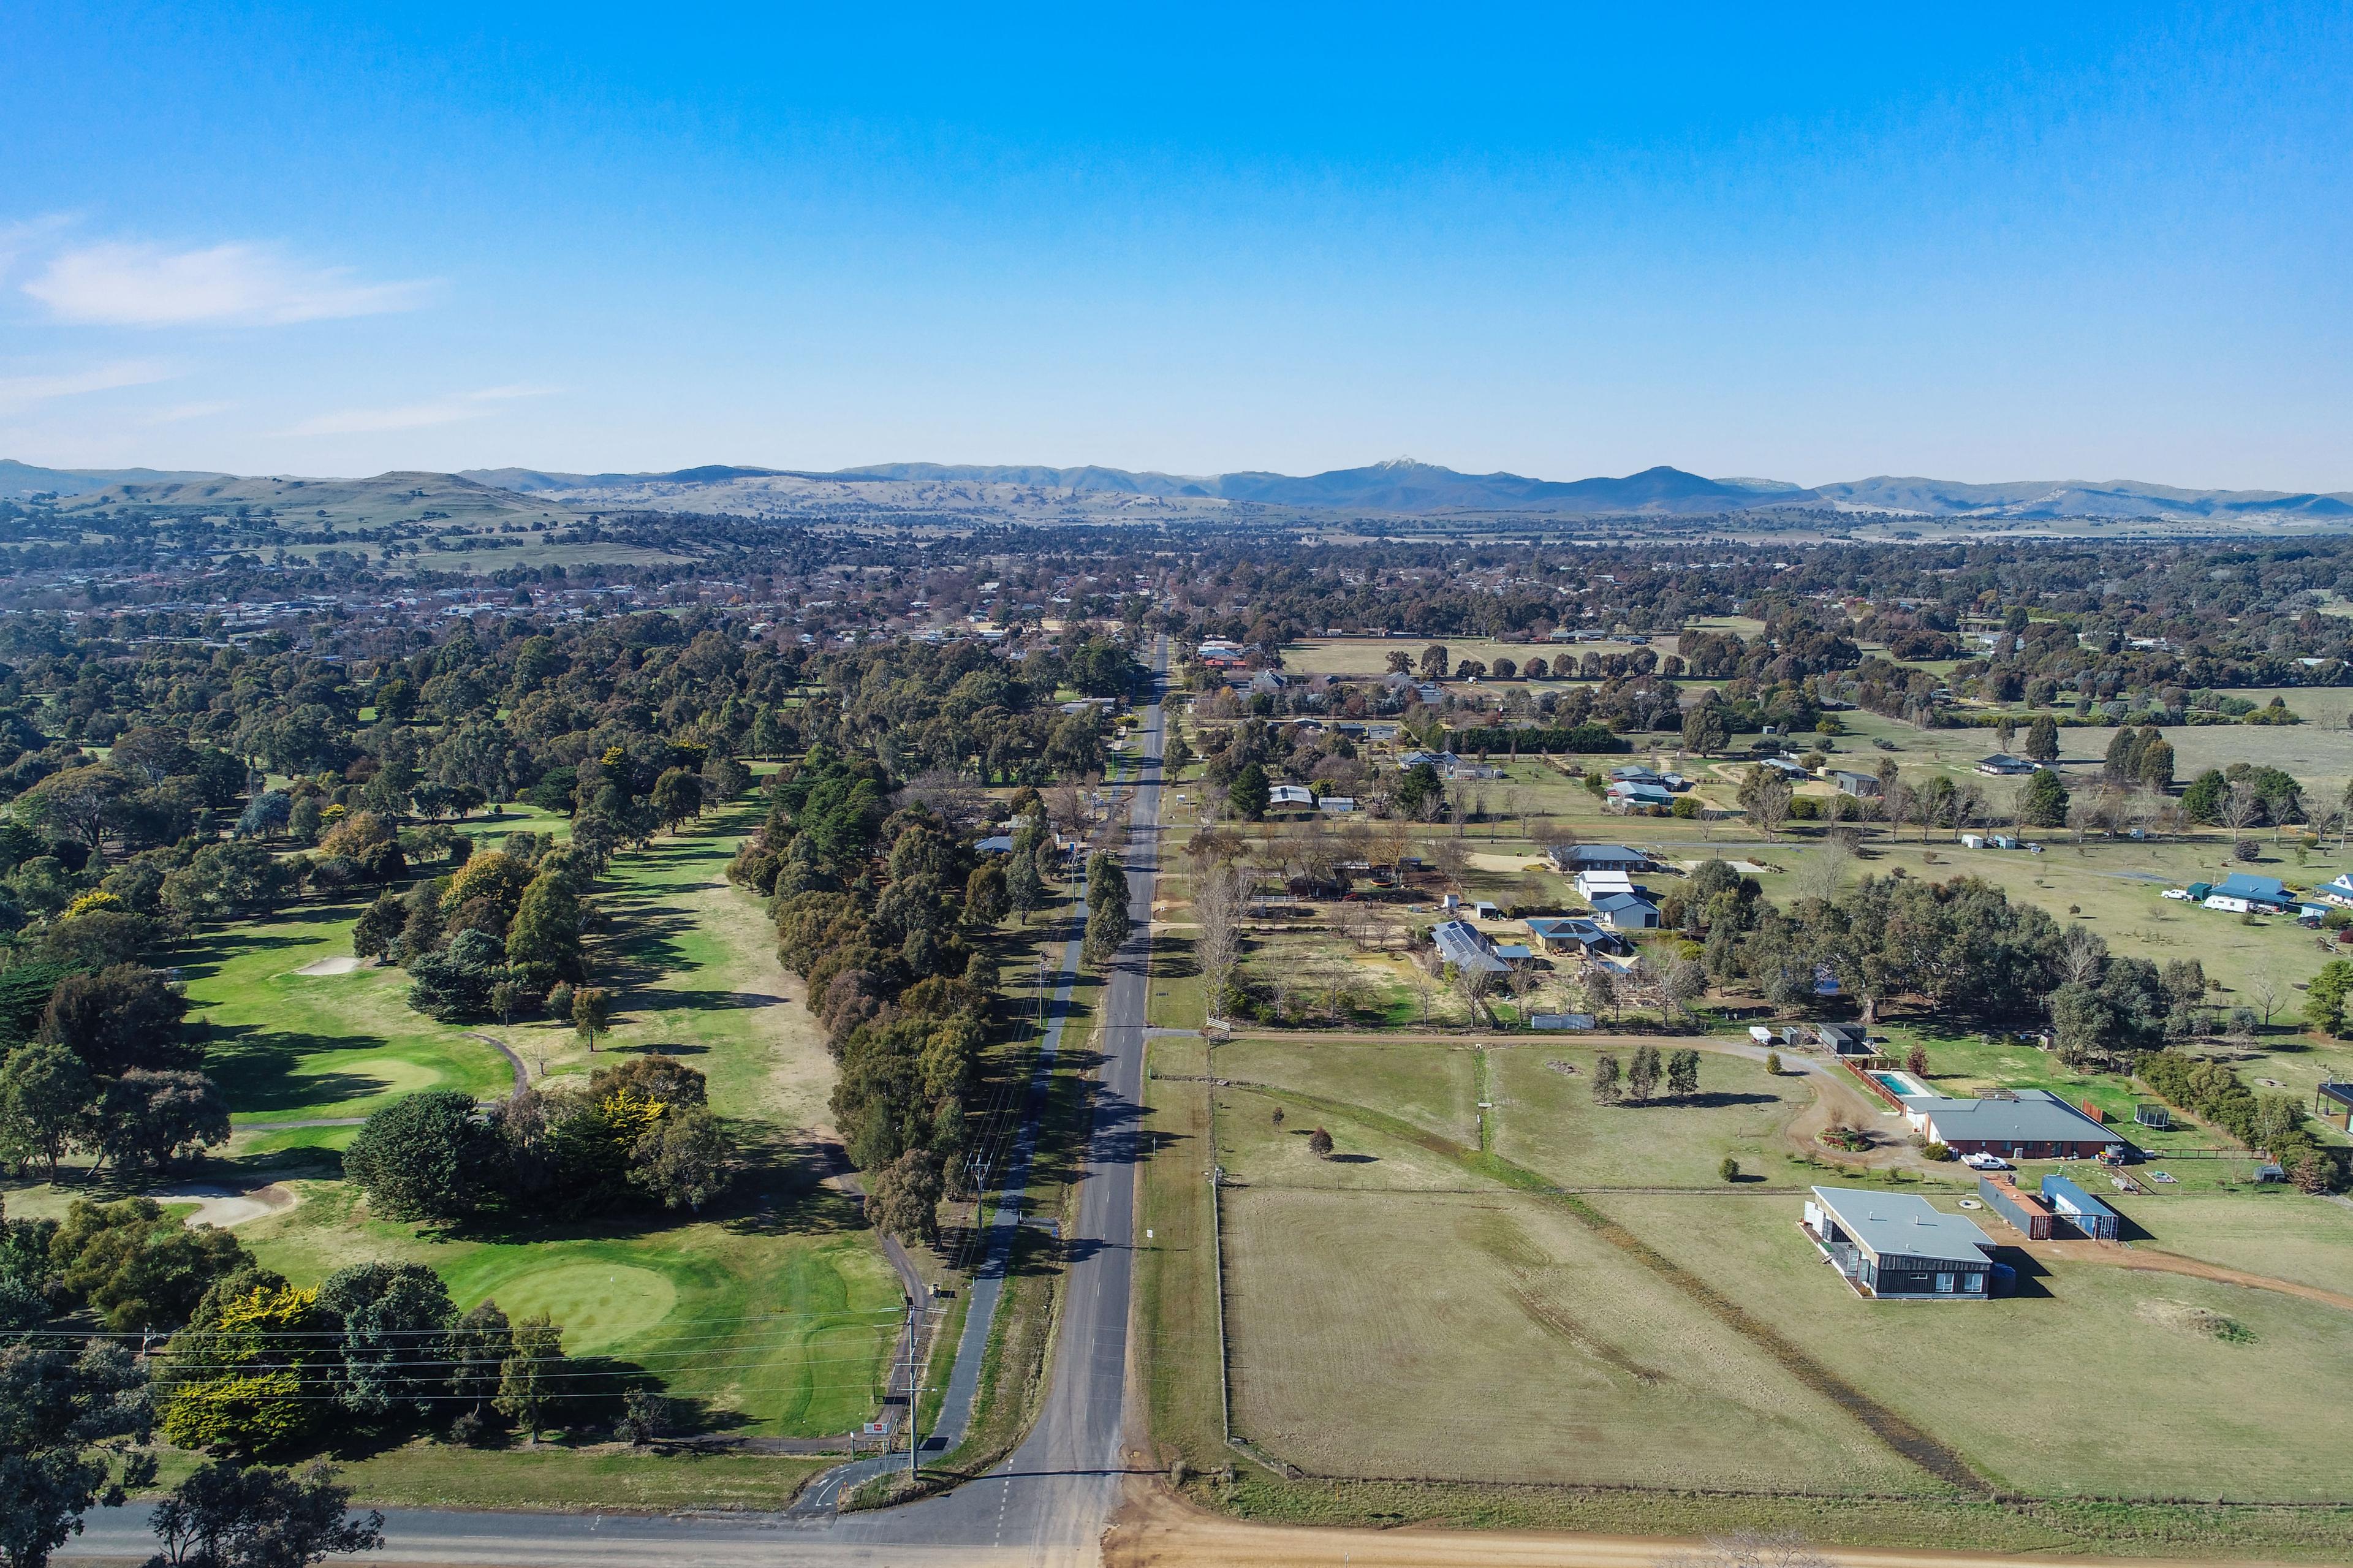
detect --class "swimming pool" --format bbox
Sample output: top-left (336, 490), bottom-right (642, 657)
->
top-left (1871, 1070), bottom-right (1931, 1099)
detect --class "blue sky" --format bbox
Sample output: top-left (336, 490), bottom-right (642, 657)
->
top-left (4, 2), bottom-right (2350, 487)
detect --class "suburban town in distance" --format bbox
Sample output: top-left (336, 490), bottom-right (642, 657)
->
top-left (7, 8), bottom-right (2353, 1568)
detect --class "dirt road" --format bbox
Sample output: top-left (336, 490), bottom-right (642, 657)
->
top-left (2028, 1238), bottom-right (2353, 1312)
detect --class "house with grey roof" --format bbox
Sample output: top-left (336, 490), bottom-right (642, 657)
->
top-left (1803, 1186), bottom-right (1998, 1300)
top-left (1548, 844), bottom-right (1651, 874)
top-left (1897, 1089), bottom-right (2129, 1161)
top-left (1523, 915), bottom-right (1629, 956)
top-left (1430, 919), bottom-right (1511, 975)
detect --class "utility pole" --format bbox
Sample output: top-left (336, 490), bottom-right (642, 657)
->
top-left (903, 1296), bottom-right (922, 1479)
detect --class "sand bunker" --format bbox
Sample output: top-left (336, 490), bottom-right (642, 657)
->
top-left (295, 955), bottom-right (362, 976)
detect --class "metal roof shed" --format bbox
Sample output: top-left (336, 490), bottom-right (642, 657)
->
top-left (2039, 1174), bottom-right (2120, 1240)
top-left (1977, 1176), bottom-right (2052, 1240)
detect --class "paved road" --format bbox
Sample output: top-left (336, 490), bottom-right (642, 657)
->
top-left (63, 637), bottom-right (1171, 1568)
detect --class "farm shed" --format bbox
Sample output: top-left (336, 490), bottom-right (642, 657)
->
top-left (1977, 1176), bottom-right (2052, 1240)
top-left (1574, 868), bottom-right (1638, 901)
top-left (2040, 1175), bottom-right (2121, 1240)
top-left (1815, 1023), bottom-right (1871, 1056)
top-left (1802, 1187), bottom-right (1997, 1300)
top-left (1590, 891), bottom-right (1661, 930)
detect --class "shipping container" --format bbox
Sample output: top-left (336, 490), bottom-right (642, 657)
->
top-left (1977, 1175), bottom-right (2052, 1240)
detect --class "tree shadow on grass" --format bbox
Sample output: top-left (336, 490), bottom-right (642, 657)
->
top-left (205, 1031), bottom-right (420, 1115)
top-left (1150, 933), bottom-right (1200, 980)
top-left (629, 988), bottom-right (785, 1015)
top-left (172, 915), bottom-right (359, 981)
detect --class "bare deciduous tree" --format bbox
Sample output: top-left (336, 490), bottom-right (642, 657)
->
top-left (1794, 835), bottom-right (1854, 905)
top-left (901, 768), bottom-right (988, 831)
top-left (2057, 923), bottom-right (2109, 987)
top-left (1191, 861), bottom-right (1252, 1013)
top-left (2250, 971), bottom-right (2282, 1026)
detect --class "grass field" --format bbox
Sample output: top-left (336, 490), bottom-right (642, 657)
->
top-left (181, 902), bottom-right (515, 1126)
top-left (1214, 1039), bottom-right (1477, 1145)
top-left (1167, 991), bottom-right (2353, 1512)
top-left (2129, 1190), bottom-right (2353, 1297)
top-left (1486, 1044), bottom-right (1801, 1189)
top-left (1221, 1182), bottom-right (1925, 1493)
top-left (13, 795), bottom-right (920, 1442)
top-left (1604, 1189), bottom-right (2353, 1502)
top-left (237, 1178), bottom-right (902, 1435)
top-left (144, 1441), bottom-right (832, 1512)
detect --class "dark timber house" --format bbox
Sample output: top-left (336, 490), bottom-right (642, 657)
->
top-left (1803, 1186), bottom-right (1997, 1300)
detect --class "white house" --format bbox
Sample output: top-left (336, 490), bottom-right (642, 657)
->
top-left (1574, 869), bottom-right (1637, 901)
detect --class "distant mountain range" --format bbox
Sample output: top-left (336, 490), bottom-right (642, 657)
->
top-left (7, 453), bottom-right (2351, 520)
top-left (462, 457), bottom-right (2353, 519)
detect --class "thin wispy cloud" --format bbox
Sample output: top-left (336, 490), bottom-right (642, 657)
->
top-left (0, 359), bottom-right (176, 415)
top-left (0, 213), bottom-right (78, 279)
top-left (145, 400), bottom-right (235, 425)
top-left (278, 384), bottom-right (553, 437)
top-left (23, 240), bottom-right (435, 327)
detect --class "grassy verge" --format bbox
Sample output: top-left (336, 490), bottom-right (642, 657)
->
top-left (1135, 1034), bottom-right (1225, 1475)
top-left (1207, 1477), bottom-right (2353, 1560)
top-left (145, 1441), bottom-right (831, 1513)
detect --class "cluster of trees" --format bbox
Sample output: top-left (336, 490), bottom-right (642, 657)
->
top-left (1698, 869), bottom-right (2071, 1027)
top-left (2139, 1051), bottom-right (2338, 1192)
top-left (2180, 763), bottom-right (2305, 830)
top-left (352, 828), bottom-right (589, 1023)
top-left (1082, 850), bottom-right (1132, 966)
top-left (740, 754), bottom-right (1001, 1246)
top-left (1, 1194), bottom-right (249, 1333)
top-left (343, 1059), bottom-right (731, 1225)
top-left (1591, 1045), bottom-right (1702, 1105)
top-left (0, 964), bottom-right (221, 1187)
top-left (154, 1259), bottom-right (572, 1453)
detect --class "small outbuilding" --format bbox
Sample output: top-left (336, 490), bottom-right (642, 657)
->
top-left (2315, 1082), bottom-right (2353, 1132)
top-left (2040, 1175), bottom-right (2121, 1240)
top-left (1977, 1176), bottom-right (2052, 1240)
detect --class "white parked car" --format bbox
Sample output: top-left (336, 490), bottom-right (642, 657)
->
top-left (1961, 1153), bottom-right (2012, 1171)
top-left (2160, 888), bottom-right (2191, 900)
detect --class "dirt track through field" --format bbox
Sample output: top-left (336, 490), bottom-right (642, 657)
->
top-left (1235, 1081), bottom-right (1994, 1496)
top-left (2029, 1239), bottom-right (2353, 1312)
